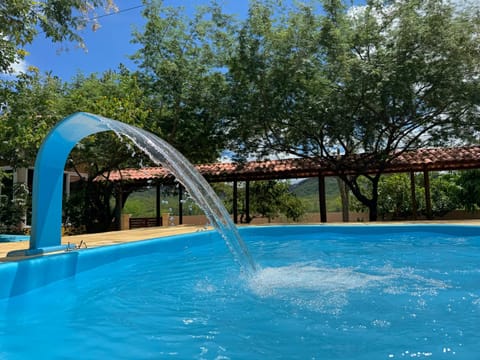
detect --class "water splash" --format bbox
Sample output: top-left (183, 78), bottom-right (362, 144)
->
top-left (244, 264), bottom-right (383, 314)
top-left (99, 117), bottom-right (257, 274)
top-left (248, 264), bottom-right (383, 296)
top-left (246, 261), bottom-right (453, 314)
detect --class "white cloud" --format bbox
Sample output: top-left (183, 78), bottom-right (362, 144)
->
top-left (0, 58), bottom-right (29, 79)
top-left (10, 58), bottom-right (28, 74)
top-left (1, 33), bottom-right (29, 76)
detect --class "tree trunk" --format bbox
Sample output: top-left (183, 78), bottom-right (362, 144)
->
top-left (342, 174), bottom-right (380, 222)
top-left (336, 177), bottom-right (349, 222)
top-left (368, 202), bottom-right (378, 222)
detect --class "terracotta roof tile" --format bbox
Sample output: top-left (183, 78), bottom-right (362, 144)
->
top-left (96, 146), bottom-right (480, 184)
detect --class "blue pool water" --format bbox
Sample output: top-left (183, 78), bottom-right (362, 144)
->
top-left (0, 225), bottom-right (479, 359)
top-left (0, 234), bottom-right (29, 243)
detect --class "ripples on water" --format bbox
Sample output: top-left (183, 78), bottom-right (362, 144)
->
top-left (0, 230), bottom-right (479, 359)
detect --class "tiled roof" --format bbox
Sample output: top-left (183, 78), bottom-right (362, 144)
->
top-left (97, 146), bottom-right (480, 184)
top-left (96, 167), bottom-right (172, 182)
top-left (390, 146), bottom-right (480, 171)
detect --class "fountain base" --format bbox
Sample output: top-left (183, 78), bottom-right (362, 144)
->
top-left (7, 243), bottom-right (77, 257)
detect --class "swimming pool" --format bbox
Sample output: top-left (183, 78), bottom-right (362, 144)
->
top-left (0, 234), bottom-right (29, 243)
top-left (0, 225), bottom-right (479, 359)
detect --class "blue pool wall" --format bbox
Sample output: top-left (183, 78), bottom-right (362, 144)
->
top-left (1, 224), bottom-right (480, 300)
top-left (0, 231), bottom-right (217, 300)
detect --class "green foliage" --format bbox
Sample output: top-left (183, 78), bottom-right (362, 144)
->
top-left (290, 177), bottom-right (342, 212)
top-left (0, 69), bottom-right (65, 168)
top-left (0, 0), bottom-right (117, 73)
top-left (350, 172), bottom-right (463, 219)
top-left (63, 189), bottom-right (85, 229)
top-left (430, 173), bottom-right (462, 216)
top-left (131, 1), bottom-right (235, 163)
top-left (376, 174), bottom-right (414, 219)
top-left (456, 170), bottom-right (480, 212)
top-left (0, 67), bottom-right (153, 233)
top-left (123, 187), bottom-right (203, 217)
top-left (61, 68), bottom-right (151, 232)
top-left (3, 0), bottom-right (480, 230)
top-left (212, 180), bottom-right (306, 222)
top-left (226, 0), bottom-right (480, 220)
top-left (248, 181), bottom-right (306, 222)
top-left (0, 180), bottom-right (30, 234)
top-left (124, 181), bottom-right (306, 223)
top-left (64, 67), bottom-right (149, 123)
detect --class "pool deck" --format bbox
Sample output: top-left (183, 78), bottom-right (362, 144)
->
top-left (2, 220), bottom-right (480, 263)
top-left (0, 225), bottom-right (208, 262)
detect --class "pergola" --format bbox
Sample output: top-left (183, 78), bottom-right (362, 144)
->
top-left (98, 145), bottom-right (480, 224)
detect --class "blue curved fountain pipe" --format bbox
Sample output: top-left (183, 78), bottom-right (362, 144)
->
top-left (8, 113), bottom-right (112, 256)
top-left (7, 112), bottom-right (256, 274)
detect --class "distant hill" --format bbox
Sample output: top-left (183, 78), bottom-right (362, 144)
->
top-left (290, 177), bottom-right (342, 212)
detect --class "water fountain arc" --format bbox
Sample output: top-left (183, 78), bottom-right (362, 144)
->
top-left (7, 112), bottom-right (256, 273)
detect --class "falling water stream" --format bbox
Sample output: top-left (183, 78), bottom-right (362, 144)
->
top-left (101, 117), bottom-right (257, 274)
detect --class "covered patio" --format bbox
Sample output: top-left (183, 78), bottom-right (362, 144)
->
top-left (98, 146), bottom-right (480, 226)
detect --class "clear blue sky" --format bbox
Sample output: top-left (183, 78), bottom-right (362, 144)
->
top-left (23, 0), bottom-right (250, 81)
top-left (23, 0), bottom-right (365, 81)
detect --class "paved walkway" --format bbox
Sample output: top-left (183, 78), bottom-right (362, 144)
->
top-left (0, 225), bottom-right (207, 262)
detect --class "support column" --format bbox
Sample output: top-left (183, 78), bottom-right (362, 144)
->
top-left (245, 180), bottom-right (250, 223)
top-left (318, 175), bottom-right (327, 223)
top-left (115, 188), bottom-right (123, 230)
top-left (156, 183), bottom-right (161, 226)
top-left (64, 173), bottom-right (71, 199)
top-left (423, 170), bottom-right (432, 220)
top-left (178, 185), bottom-right (183, 225)
top-left (410, 171), bottom-right (417, 220)
top-left (233, 180), bottom-right (238, 224)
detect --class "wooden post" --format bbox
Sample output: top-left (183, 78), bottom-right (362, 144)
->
top-left (410, 171), bottom-right (417, 220)
top-left (115, 187), bottom-right (123, 230)
top-left (245, 180), bottom-right (250, 223)
top-left (337, 177), bottom-right (350, 222)
top-left (156, 183), bottom-right (161, 226)
top-left (233, 180), bottom-right (238, 224)
top-left (423, 170), bottom-right (432, 220)
top-left (318, 175), bottom-right (327, 223)
top-left (178, 185), bottom-right (183, 225)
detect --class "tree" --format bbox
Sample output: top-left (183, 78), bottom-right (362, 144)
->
top-left (350, 173), bottom-right (414, 219)
top-left (0, 67), bottom-right (151, 233)
top-left (62, 68), bottom-right (150, 232)
top-left (377, 174), bottom-right (414, 219)
top-left (226, 0), bottom-right (480, 220)
top-left (248, 180), bottom-right (305, 222)
top-left (0, 68), bottom-right (65, 168)
top-left (0, 0), bottom-right (117, 73)
top-left (0, 178), bottom-right (30, 234)
top-left (456, 169), bottom-right (480, 212)
top-left (429, 173), bottom-right (461, 216)
top-left (351, 172), bottom-right (462, 220)
top-left (0, 69), bottom-right (62, 231)
top-left (210, 181), bottom-right (305, 223)
top-left (131, 0), bottom-right (236, 163)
